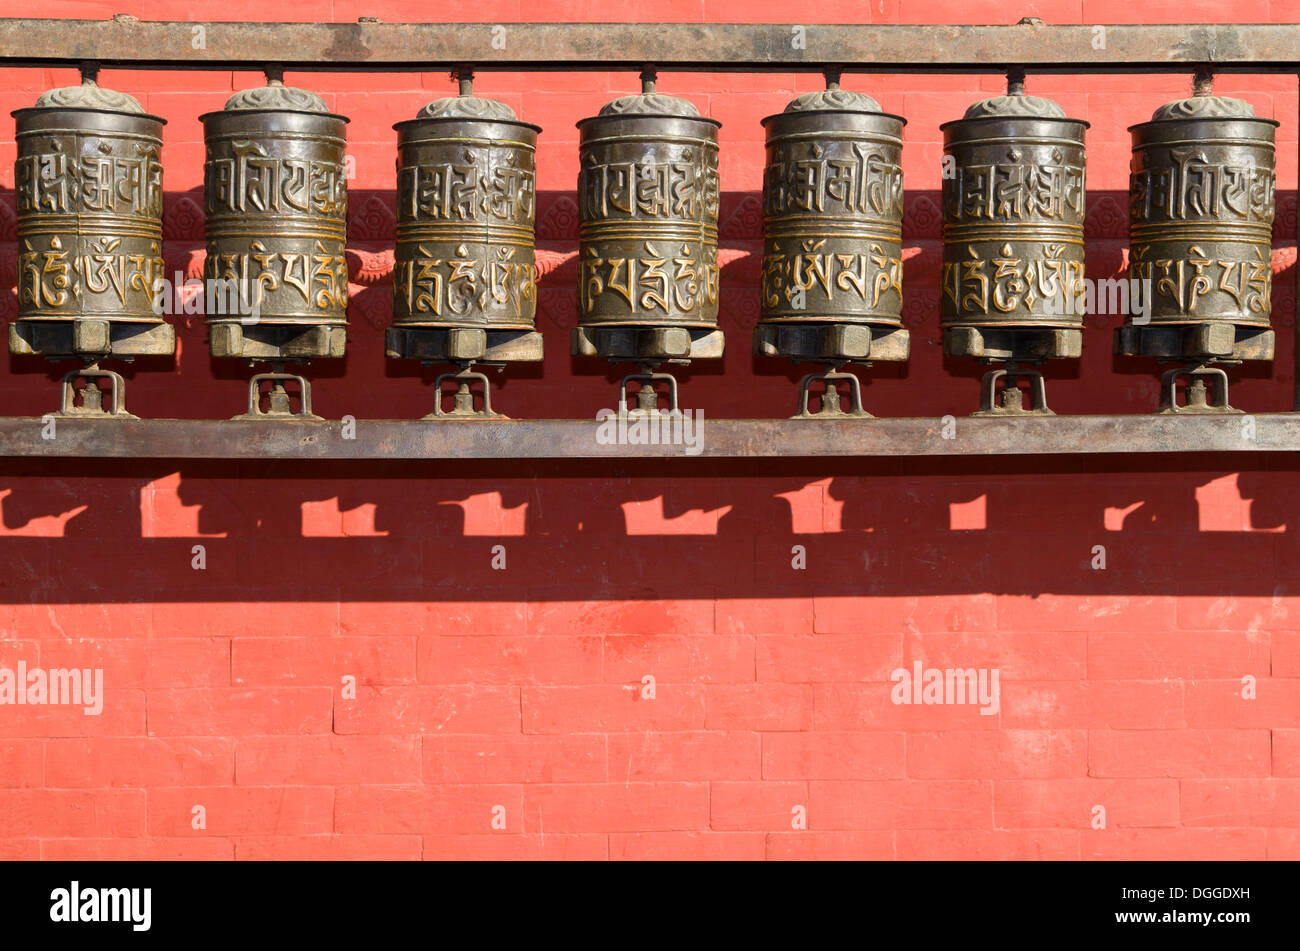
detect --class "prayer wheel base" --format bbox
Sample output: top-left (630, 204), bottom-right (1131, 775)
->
top-left (1115, 323), bottom-right (1274, 363)
top-left (754, 323), bottom-right (909, 364)
top-left (210, 324), bottom-right (346, 362)
top-left (10, 320), bottom-right (175, 360)
top-left (386, 327), bottom-right (544, 364)
top-left (571, 326), bottom-right (725, 363)
top-left (943, 327), bottom-right (1082, 363)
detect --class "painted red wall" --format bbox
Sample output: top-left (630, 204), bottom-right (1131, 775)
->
top-left (0, 0), bottom-right (1297, 860)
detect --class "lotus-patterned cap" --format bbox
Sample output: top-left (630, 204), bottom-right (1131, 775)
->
top-left (33, 81), bottom-right (145, 114)
top-left (783, 86), bottom-right (884, 114)
top-left (224, 80), bottom-right (330, 114)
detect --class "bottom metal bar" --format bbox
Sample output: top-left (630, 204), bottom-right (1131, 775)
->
top-left (0, 414), bottom-right (1297, 459)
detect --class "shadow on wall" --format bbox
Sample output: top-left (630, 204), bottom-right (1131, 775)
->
top-left (0, 188), bottom-right (1295, 421)
top-left (2, 184), bottom-right (1298, 603)
top-left (0, 454), bottom-right (1297, 602)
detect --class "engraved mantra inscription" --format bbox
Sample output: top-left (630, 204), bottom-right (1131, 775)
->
top-left (206, 142), bottom-right (346, 216)
top-left (18, 236), bottom-right (164, 308)
top-left (1130, 246), bottom-right (1271, 315)
top-left (942, 244), bottom-right (1085, 315)
top-left (581, 242), bottom-right (719, 314)
top-left (16, 147), bottom-right (163, 217)
top-left (398, 154), bottom-right (535, 223)
top-left (205, 240), bottom-right (348, 309)
top-left (1131, 153), bottom-right (1274, 223)
top-left (764, 147), bottom-right (903, 219)
top-left (396, 245), bottom-right (536, 316)
top-left (762, 240), bottom-right (902, 309)
top-left (945, 162), bottom-right (1084, 221)
top-left (580, 157), bottom-right (719, 222)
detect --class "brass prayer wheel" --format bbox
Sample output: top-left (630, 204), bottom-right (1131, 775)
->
top-left (1117, 81), bottom-right (1277, 367)
top-left (202, 80), bottom-right (349, 363)
top-left (940, 75), bottom-right (1087, 414)
top-left (387, 78), bottom-right (543, 369)
top-left (10, 78), bottom-right (169, 362)
top-left (941, 78), bottom-right (1087, 361)
top-left (573, 76), bottom-right (723, 368)
top-left (754, 83), bottom-right (908, 367)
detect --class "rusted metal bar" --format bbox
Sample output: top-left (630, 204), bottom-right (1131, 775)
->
top-left (0, 415), bottom-right (1295, 460)
top-left (0, 20), bottom-right (1299, 72)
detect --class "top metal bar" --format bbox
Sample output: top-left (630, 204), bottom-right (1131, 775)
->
top-left (0, 19), bottom-right (1298, 72)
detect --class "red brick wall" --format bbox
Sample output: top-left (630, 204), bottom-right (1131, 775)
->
top-left (0, 0), bottom-right (1297, 860)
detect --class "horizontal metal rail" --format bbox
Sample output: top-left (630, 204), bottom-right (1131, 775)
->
top-left (0, 19), bottom-right (1298, 72)
top-left (0, 415), bottom-right (1295, 460)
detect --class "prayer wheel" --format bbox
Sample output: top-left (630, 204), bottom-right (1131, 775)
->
top-left (573, 74), bottom-right (721, 414)
top-left (940, 74), bottom-right (1087, 414)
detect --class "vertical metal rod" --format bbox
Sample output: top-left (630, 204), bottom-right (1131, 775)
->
top-left (1007, 66), bottom-right (1026, 95)
top-left (1192, 64), bottom-right (1213, 96)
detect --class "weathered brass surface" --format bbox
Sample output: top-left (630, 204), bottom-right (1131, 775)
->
top-left (754, 83), bottom-right (908, 366)
top-left (572, 78), bottom-right (723, 363)
top-left (202, 81), bottom-right (349, 362)
top-left (940, 80), bottom-right (1088, 364)
top-left (387, 80), bottom-right (543, 366)
top-left (10, 80), bottom-right (171, 361)
top-left (1117, 85), bottom-right (1277, 364)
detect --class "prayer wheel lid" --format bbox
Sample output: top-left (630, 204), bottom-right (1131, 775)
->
top-left (224, 80), bottom-right (330, 114)
top-left (32, 81), bottom-right (145, 115)
top-left (405, 74), bottom-right (538, 131)
top-left (592, 72), bottom-right (711, 121)
top-left (782, 87), bottom-right (883, 115)
top-left (962, 90), bottom-right (1067, 120)
top-left (1149, 95), bottom-right (1259, 121)
top-left (598, 91), bottom-right (701, 118)
top-left (941, 74), bottom-right (1085, 131)
top-left (416, 94), bottom-right (519, 121)
top-left (1140, 73), bottom-right (1276, 126)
